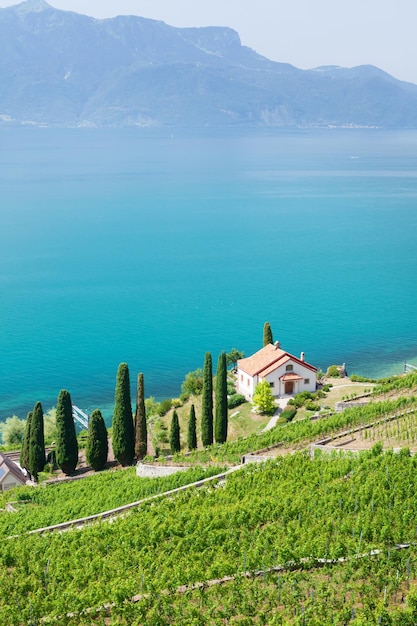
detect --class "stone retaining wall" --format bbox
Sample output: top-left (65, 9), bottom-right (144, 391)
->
top-left (136, 463), bottom-right (189, 478)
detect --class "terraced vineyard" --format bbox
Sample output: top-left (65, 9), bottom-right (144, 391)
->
top-left (2, 449), bottom-right (417, 623)
top-left (2, 373), bottom-right (417, 624)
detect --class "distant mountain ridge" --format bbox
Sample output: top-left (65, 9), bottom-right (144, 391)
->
top-left (1, 0), bottom-right (417, 127)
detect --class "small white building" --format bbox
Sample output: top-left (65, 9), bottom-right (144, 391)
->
top-left (237, 342), bottom-right (317, 401)
top-left (0, 453), bottom-right (28, 492)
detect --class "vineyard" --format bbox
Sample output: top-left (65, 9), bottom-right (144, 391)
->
top-left (2, 450), bottom-right (417, 623)
top-left (2, 374), bottom-right (417, 623)
top-left (0, 465), bottom-right (224, 537)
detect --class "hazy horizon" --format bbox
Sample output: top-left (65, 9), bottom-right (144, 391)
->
top-left (1, 0), bottom-right (416, 86)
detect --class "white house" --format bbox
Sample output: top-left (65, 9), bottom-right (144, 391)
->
top-left (237, 342), bottom-right (317, 401)
top-left (0, 454), bottom-right (28, 492)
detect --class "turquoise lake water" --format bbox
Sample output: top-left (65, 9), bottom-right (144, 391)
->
top-left (1, 127), bottom-right (417, 422)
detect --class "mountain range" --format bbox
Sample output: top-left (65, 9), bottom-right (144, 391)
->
top-left (1, 0), bottom-right (417, 128)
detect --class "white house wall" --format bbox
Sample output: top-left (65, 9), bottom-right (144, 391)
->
top-left (237, 359), bottom-right (316, 400)
top-left (263, 359), bottom-right (316, 396)
top-left (237, 371), bottom-right (258, 400)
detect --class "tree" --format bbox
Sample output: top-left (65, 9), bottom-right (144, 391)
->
top-left (226, 348), bottom-right (244, 370)
top-left (0, 415), bottom-right (26, 449)
top-left (29, 401), bottom-right (45, 480)
top-left (112, 362), bottom-right (135, 466)
top-left (201, 352), bottom-right (213, 447)
top-left (134, 373), bottom-right (147, 460)
top-left (215, 351), bottom-right (228, 444)
top-left (263, 322), bottom-right (273, 346)
top-left (86, 409), bottom-right (108, 471)
top-left (253, 379), bottom-right (276, 415)
top-left (170, 410), bottom-right (180, 454)
top-left (56, 389), bottom-right (78, 475)
top-left (188, 404), bottom-right (197, 451)
top-left (20, 412), bottom-right (32, 470)
top-left (180, 368), bottom-right (204, 400)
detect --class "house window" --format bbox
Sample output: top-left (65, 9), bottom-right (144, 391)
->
top-left (304, 378), bottom-right (310, 384)
top-left (240, 374), bottom-right (243, 382)
top-left (247, 378), bottom-right (250, 386)
top-left (286, 364), bottom-right (293, 371)
top-left (270, 382), bottom-right (274, 388)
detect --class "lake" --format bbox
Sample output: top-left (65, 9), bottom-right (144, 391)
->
top-left (1, 127), bottom-right (417, 422)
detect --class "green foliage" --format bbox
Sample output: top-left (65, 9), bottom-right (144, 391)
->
top-left (28, 401), bottom-right (45, 480)
top-left (215, 352), bottom-right (228, 444)
top-left (327, 365), bottom-right (341, 377)
top-left (227, 381), bottom-right (237, 395)
top-left (187, 404), bottom-right (197, 451)
top-left (290, 390), bottom-right (321, 408)
top-left (134, 373), bottom-right (147, 461)
top-left (86, 409), bottom-right (108, 471)
top-left (201, 353), bottom-right (213, 447)
top-left (20, 412), bottom-right (32, 469)
top-left (55, 389), bottom-right (78, 475)
top-left (43, 408), bottom-right (57, 445)
top-left (0, 465), bottom-right (225, 537)
top-left (3, 452), bottom-right (417, 623)
top-left (145, 397), bottom-right (160, 418)
top-left (227, 394), bottom-right (246, 409)
top-left (112, 362), bottom-right (135, 466)
top-left (226, 347), bottom-right (244, 370)
top-left (280, 406), bottom-right (297, 422)
top-left (253, 379), bottom-right (276, 415)
top-left (0, 415), bottom-right (26, 448)
top-left (158, 398), bottom-right (172, 416)
top-left (181, 368), bottom-right (204, 400)
top-left (263, 321), bottom-right (273, 346)
top-left (305, 402), bottom-right (320, 412)
top-left (170, 410), bottom-right (180, 454)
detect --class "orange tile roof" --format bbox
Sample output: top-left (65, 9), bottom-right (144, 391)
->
top-left (238, 343), bottom-right (317, 377)
top-left (280, 373), bottom-right (303, 381)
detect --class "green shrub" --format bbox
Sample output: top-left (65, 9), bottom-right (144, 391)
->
top-left (227, 382), bottom-right (237, 396)
top-left (305, 402), bottom-right (320, 412)
top-left (327, 365), bottom-right (341, 378)
top-left (280, 406), bottom-right (297, 422)
top-left (171, 398), bottom-right (182, 408)
top-left (158, 399), bottom-right (172, 416)
top-left (228, 394), bottom-right (246, 409)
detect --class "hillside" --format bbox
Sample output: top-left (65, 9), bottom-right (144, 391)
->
top-left (2, 373), bottom-right (417, 623)
top-left (1, 0), bottom-right (417, 128)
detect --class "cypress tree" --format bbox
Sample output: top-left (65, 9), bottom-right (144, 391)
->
top-left (188, 404), bottom-right (197, 451)
top-left (112, 362), bottom-right (135, 466)
top-left (214, 351), bottom-right (228, 444)
top-left (29, 401), bottom-right (45, 480)
top-left (170, 410), bottom-right (181, 454)
top-left (201, 352), bottom-right (213, 446)
top-left (20, 411), bottom-right (32, 471)
top-left (134, 373), bottom-right (147, 460)
top-left (56, 389), bottom-right (78, 475)
top-left (263, 321), bottom-right (273, 346)
top-left (86, 409), bottom-right (108, 471)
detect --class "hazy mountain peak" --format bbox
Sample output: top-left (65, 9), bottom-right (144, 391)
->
top-left (0, 3), bottom-right (416, 128)
top-left (13, 0), bottom-right (51, 12)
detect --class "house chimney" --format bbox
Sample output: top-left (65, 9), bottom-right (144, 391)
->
top-left (274, 341), bottom-right (281, 350)
top-left (300, 351), bottom-right (305, 362)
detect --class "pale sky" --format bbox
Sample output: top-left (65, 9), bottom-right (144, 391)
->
top-left (1, 0), bottom-right (416, 85)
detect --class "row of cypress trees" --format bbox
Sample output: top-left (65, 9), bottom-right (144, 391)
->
top-left (20, 390), bottom-right (109, 479)
top-left (201, 351), bottom-right (228, 447)
top-left (20, 402), bottom-right (45, 481)
top-left (112, 364), bottom-right (148, 466)
top-left (166, 351), bottom-right (228, 455)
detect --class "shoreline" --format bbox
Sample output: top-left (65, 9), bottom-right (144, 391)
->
top-left (1, 357), bottom-right (416, 430)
